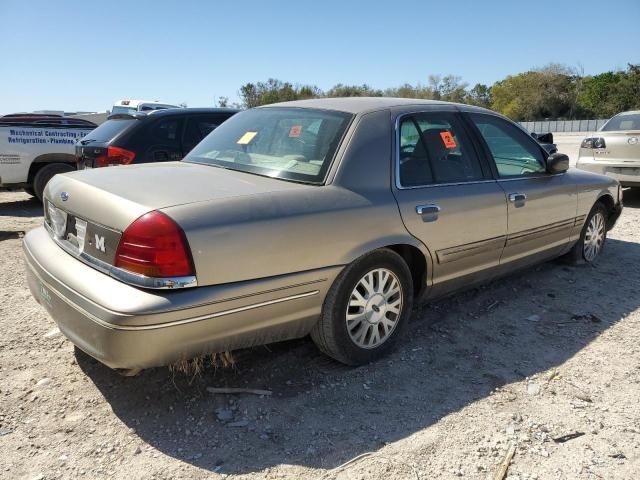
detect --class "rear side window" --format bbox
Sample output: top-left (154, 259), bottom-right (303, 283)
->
top-left (470, 113), bottom-right (545, 177)
top-left (182, 115), bottom-right (225, 152)
top-left (80, 119), bottom-right (137, 142)
top-left (151, 118), bottom-right (182, 144)
top-left (601, 113), bottom-right (640, 131)
top-left (398, 112), bottom-right (485, 186)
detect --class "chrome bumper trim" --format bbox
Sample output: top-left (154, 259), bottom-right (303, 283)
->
top-left (44, 221), bottom-right (197, 289)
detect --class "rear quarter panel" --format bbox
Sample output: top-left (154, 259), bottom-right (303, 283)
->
top-left (164, 109), bottom-right (430, 287)
top-left (567, 168), bottom-right (619, 226)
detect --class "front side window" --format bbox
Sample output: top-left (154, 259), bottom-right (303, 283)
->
top-left (185, 108), bottom-right (352, 183)
top-left (398, 112), bottom-right (485, 186)
top-left (470, 113), bottom-right (546, 177)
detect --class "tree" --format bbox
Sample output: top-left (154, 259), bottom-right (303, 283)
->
top-left (466, 83), bottom-right (492, 108)
top-left (437, 75), bottom-right (468, 103)
top-left (238, 79), bottom-right (322, 108)
top-left (326, 83), bottom-right (383, 97)
top-left (578, 64), bottom-right (640, 117)
top-left (491, 64), bottom-right (578, 120)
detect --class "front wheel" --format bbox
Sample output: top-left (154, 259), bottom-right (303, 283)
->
top-left (566, 203), bottom-right (608, 264)
top-left (311, 249), bottom-right (414, 365)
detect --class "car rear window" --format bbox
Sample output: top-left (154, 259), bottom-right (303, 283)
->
top-left (184, 108), bottom-right (352, 184)
top-left (80, 119), bottom-right (137, 142)
top-left (601, 113), bottom-right (640, 131)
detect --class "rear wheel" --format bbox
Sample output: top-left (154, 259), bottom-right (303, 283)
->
top-left (566, 202), bottom-right (608, 264)
top-left (311, 249), bottom-right (414, 365)
top-left (33, 163), bottom-right (74, 202)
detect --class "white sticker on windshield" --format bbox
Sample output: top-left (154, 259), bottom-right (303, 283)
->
top-left (237, 131), bottom-right (257, 145)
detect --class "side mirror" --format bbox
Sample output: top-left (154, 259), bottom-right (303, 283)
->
top-left (532, 132), bottom-right (554, 144)
top-left (546, 152), bottom-right (569, 174)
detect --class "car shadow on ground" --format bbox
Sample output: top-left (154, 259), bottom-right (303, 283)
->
top-left (622, 188), bottom-right (640, 208)
top-left (0, 195), bottom-right (41, 218)
top-left (77, 237), bottom-right (640, 475)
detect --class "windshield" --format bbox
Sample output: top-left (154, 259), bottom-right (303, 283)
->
top-left (111, 105), bottom-right (137, 115)
top-left (184, 107), bottom-right (352, 183)
top-left (601, 113), bottom-right (640, 131)
top-left (80, 119), bottom-right (137, 142)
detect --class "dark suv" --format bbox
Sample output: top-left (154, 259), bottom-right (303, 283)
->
top-left (76, 108), bottom-right (239, 168)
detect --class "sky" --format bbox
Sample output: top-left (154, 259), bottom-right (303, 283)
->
top-left (1, 0), bottom-right (639, 114)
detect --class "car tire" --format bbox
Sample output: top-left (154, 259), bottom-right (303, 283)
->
top-left (565, 202), bottom-right (608, 265)
top-left (311, 249), bottom-right (414, 365)
top-left (33, 163), bottom-right (74, 202)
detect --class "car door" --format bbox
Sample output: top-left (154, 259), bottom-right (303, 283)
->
top-left (466, 112), bottom-right (577, 266)
top-left (392, 109), bottom-right (508, 298)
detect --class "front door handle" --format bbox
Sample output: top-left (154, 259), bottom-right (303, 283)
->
top-left (416, 204), bottom-right (440, 222)
top-left (508, 193), bottom-right (527, 206)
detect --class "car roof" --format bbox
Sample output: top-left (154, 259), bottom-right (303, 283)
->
top-left (614, 110), bottom-right (640, 116)
top-left (146, 107), bottom-right (241, 117)
top-left (107, 107), bottom-right (241, 121)
top-left (261, 97), bottom-right (491, 115)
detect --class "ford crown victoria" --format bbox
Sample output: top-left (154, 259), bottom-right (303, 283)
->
top-left (23, 98), bottom-right (623, 369)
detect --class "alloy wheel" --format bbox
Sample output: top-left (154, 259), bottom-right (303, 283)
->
top-left (345, 268), bottom-right (403, 349)
top-left (584, 212), bottom-right (605, 261)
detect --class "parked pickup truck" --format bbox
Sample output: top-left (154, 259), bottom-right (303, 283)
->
top-left (0, 114), bottom-right (96, 201)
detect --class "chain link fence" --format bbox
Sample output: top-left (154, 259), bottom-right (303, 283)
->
top-left (519, 119), bottom-right (609, 133)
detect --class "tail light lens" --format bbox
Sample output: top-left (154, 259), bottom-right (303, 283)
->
top-left (95, 146), bottom-right (136, 167)
top-left (581, 137), bottom-right (606, 149)
top-left (115, 211), bottom-right (195, 278)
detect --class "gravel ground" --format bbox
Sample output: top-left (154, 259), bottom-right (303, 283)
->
top-left (1, 188), bottom-right (639, 480)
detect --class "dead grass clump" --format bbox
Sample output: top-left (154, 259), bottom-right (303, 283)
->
top-left (168, 351), bottom-right (235, 378)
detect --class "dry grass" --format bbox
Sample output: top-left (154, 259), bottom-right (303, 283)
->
top-left (168, 351), bottom-right (236, 379)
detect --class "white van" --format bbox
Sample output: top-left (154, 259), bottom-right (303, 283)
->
top-left (0, 114), bottom-right (95, 201)
top-left (111, 100), bottom-right (179, 116)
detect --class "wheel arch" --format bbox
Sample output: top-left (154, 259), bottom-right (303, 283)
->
top-left (343, 236), bottom-right (433, 300)
top-left (28, 153), bottom-right (76, 184)
top-left (595, 193), bottom-right (616, 230)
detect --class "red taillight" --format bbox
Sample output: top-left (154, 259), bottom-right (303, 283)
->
top-left (114, 211), bottom-right (194, 278)
top-left (95, 146), bottom-right (136, 167)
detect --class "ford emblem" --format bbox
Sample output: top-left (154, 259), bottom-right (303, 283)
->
top-left (60, 191), bottom-right (69, 202)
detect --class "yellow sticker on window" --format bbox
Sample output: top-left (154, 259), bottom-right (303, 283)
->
top-left (237, 131), bottom-right (257, 145)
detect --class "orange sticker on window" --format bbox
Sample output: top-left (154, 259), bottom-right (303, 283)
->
top-left (289, 125), bottom-right (302, 138)
top-left (440, 131), bottom-right (457, 149)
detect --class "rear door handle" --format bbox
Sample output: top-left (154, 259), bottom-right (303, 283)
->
top-left (508, 193), bottom-right (527, 204)
top-left (416, 204), bottom-right (440, 222)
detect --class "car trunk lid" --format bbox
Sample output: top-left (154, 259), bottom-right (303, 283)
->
top-left (595, 130), bottom-right (640, 163)
top-left (43, 161), bottom-right (307, 272)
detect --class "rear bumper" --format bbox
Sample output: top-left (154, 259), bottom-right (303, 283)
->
top-left (24, 227), bottom-right (340, 369)
top-left (576, 160), bottom-right (640, 187)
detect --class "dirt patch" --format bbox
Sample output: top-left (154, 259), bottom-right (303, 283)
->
top-left (1, 190), bottom-right (639, 479)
